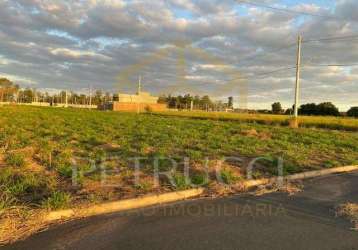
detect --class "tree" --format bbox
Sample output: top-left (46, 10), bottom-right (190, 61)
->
top-left (298, 102), bottom-right (340, 116)
top-left (18, 88), bottom-right (34, 103)
top-left (193, 95), bottom-right (201, 109)
top-left (347, 107), bottom-right (358, 117)
top-left (271, 102), bottom-right (283, 114)
top-left (0, 78), bottom-right (18, 102)
top-left (316, 102), bottom-right (340, 116)
top-left (200, 95), bottom-right (212, 111)
top-left (284, 108), bottom-right (293, 115)
top-left (228, 96), bottom-right (234, 109)
top-left (93, 90), bottom-right (103, 105)
top-left (299, 103), bottom-right (318, 115)
top-left (157, 95), bottom-right (167, 104)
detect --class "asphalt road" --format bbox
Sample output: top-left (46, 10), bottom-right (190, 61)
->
top-left (3, 172), bottom-right (358, 250)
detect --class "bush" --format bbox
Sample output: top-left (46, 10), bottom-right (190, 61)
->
top-left (220, 169), bottom-right (239, 184)
top-left (257, 157), bottom-right (299, 176)
top-left (134, 181), bottom-right (153, 192)
top-left (56, 164), bottom-right (73, 178)
top-left (191, 173), bottom-right (208, 186)
top-left (43, 191), bottom-right (71, 210)
top-left (172, 173), bottom-right (190, 190)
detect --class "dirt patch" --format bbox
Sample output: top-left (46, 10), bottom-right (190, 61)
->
top-left (206, 182), bottom-right (246, 198)
top-left (241, 129), bottom-right (259, 137)
top-left (27, 158), bottom-right (46, 172)
top-left (8, 146), bottom-right (35, 157)
top-left (253, 180), bottom-right (303, 196)
top-left (241, 129), bottom-right (272, 140)
top-left (98, 143), bottom-right (121, 152)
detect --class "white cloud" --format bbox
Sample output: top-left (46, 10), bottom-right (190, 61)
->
top-left (0, 73), bottom-right (37, 85)
top-left (50, 48), bottom-right (112, 61)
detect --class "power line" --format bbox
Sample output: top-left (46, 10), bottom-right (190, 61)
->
top-left (230, 62), bottom-right (358, 82)
top-left (236, 42), bottom-right (296, 66)
top-left (236, 0), bottom-right (357, 23)
top-left (230, 66), bottom-right (296, 81)
top-left (237, 0), bottom-right (331, 18)
top-left (303, 34), bottom-right (358, 43)
top-left (303, 63), bottom-right (358, 67)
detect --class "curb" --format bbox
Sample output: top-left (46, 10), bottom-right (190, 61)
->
top-left (45, 188), bottom-right (204, 222)
top-left (45, 165), bottom-right (358, 222)
top-left (244, 165), bottom-right (358, 188)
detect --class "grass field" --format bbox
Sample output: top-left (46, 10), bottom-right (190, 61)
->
top-left (156, 110), bottom-right (358, 131)
top-left (0, 105), bottom-right (357, 214)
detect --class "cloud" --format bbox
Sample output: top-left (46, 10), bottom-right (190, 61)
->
top-left (0, 0), bottom-right (357, 110)
top-left (50, 48), bottom-right (112, 61)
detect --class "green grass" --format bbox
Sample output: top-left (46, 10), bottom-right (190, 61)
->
top-left (0, 105), bottom-right (357, 211)
top-left (42, 191), bottom-right (71, 210)
top-left (0, 167), bottom-right (56, 210)
top-left (220, 169), bottom-right (240, 184)
top-left (155, 110), bottom-right (358, 131)
top-left (5, 152), bottom-right (26, 168)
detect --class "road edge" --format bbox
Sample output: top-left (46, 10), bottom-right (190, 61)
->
top-left (46, 165), bottom-right (358, 222)
top-left (244, 165), bottom-right (358, 188)
top-left (45, 188), bottom-right (205, 221)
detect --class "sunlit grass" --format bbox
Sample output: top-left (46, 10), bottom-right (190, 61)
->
top-left (0, 105), bottom-right (357, 211)
top-left (155, 110), bottom-right (358, 131)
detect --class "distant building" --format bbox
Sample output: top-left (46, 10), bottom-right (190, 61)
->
top-left (100, 78), bottom-right (167, 112)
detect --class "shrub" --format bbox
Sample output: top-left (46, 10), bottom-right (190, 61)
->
top-left (134, 181), bottom-right (153, 192)
top-left (172, 173), bottom-right (190, 190)
top-left (43, 191), bottom-right (71, 210)
top-left (191, 173), bottom-right (208, 186)
top-left (5, 152), bottom-right (26, 168)
top-left (256, 157), bottom-right (299, 176)
top-left (56, 164), bottom-right (73, 178)
top-left (220, 169), bottom-right (239, 184)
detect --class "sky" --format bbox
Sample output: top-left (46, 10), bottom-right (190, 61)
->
top-left (0, 0), bottom-right (357, 110)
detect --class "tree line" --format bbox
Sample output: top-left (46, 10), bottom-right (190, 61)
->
top-left (0, 78), bottom-right (112, 105)
top-left (271, 102), bottom-right (358, 117)
top-left (2, 77), bottom-right (357, 117)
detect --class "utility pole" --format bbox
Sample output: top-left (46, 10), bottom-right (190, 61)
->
top-left (65, 90), bottom-right (68, 108)
top-left (138, 76), bottom-right (142, 94)
top-left (293, 35), bottom-right (302, 122)
top-left (89, 85), bottom-right (92, 108)
top-left (137, 76), bottom-right (141, 114)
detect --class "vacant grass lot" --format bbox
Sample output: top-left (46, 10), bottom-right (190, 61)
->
top-left (0, 106), bottom-right (357, 214)
top-left (156, 110), bottom-right (358, 131)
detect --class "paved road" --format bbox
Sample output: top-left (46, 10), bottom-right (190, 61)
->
top-left (3, 172), bottom-right (358, 250)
